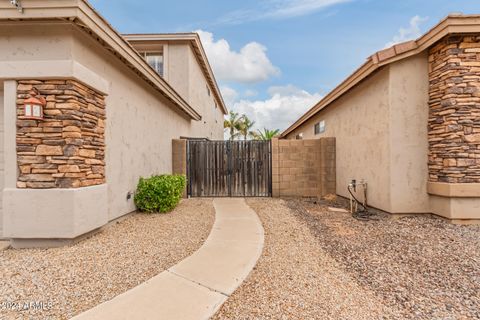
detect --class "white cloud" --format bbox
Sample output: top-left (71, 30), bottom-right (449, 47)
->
top-left (218, 0), bottom-right (352, 24)
top-left (228, 85), bottom-right (322, 132)
top-left (220, 86), bottom-right (239, 107)
top-left (266, 0), bottom-right (352, 19)
top-left (197, 30), bottom-right (280, 83)
top-left (385, 15), bottom-right (428, 48)
top-left (244, 89), bottom-right (258, 97)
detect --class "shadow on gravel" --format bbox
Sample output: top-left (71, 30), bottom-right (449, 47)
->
top-left (286, 198), bottom-right (480, 320)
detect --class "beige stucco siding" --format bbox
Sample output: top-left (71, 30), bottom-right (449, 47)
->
top-left (70, 28), bottom-right (220, 220)
top-left (0, 23), bottom-right (223, 222)
top-left (0, 23), bottom-right (73, 62)
top-left (124, 39), bottom-right (224, 140)
top-left (0, 85), bottom-right (4, 237)
top-left (287, 68), bottom-right (392, 211)
top-left (0, 23), bottom-right (74, 238)
top-left (286, 54), bottom-right (431, 214)
top-left (388, 53), bottom-right (430, 213)
top-left (187, 46), bottom-right (224, 140)
top-left (165, 42), bottom-right (223, 140)
top-left (165, 43), bottom-right (190, 101)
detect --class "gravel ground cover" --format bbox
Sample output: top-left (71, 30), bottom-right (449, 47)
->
top-left (214, 198), bottom-right (480, 320)
top-left (0, 198), bottom-right (215, 320)
top-left (214, 198), bottom-right (399, 320)
top-left (291, 198), bottom-right (480, 319)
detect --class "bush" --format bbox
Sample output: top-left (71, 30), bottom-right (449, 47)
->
top-left (134, 174), bottom-right (186, 213)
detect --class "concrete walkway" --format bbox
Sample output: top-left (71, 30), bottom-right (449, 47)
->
top-left (72, 198), bottom-right (264, 320)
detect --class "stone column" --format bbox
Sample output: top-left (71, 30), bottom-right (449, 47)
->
top-left (15, 80), bottom-right (106, 188)
top-left (427, 35), bottom-right (480, 220)
top-left (3, 79), bottom-right (109, 247)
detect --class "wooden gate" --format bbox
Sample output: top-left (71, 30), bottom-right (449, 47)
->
top-left (187, 140), bottom-right (272, 197)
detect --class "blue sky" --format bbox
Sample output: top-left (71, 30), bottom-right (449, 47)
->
top-left (90, 0), bottom-right (480, 131)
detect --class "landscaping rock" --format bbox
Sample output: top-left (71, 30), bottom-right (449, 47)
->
top-left (214, 198), bottom-right (399, 320)
top-left (0, 199), bottom-right (215, 320)
top-left (214, 198), bottom-right (480, 320)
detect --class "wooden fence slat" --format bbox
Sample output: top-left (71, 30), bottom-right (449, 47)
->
top-left (187, 140), bottom-right (271, 197)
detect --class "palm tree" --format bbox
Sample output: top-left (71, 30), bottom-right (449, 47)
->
top-left (239, 115), bottom-right (256, 140)
top-left (255, 128), bottom-right (280, 141)
top-left (224, 111), bottom-right (242, 141)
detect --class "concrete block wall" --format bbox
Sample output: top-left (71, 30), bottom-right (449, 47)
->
top-left (319, 138), bottom-right (337, 195)
top-left (172, 139), bottom-right (187, 175)
top-left (172, 139), bottom-right (187, 197)
top-left (272, 137), bottom-right (336, 198)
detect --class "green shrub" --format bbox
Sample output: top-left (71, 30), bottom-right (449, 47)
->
top-left (134, 174), bottom-right (186, 213)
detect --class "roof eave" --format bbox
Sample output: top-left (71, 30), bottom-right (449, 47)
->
top-left (281, 14), bottom-right (480, 138)
top-left (0, 0), bottom-right (201, 121)
top-left (123, 33), bottom-right (229, 115)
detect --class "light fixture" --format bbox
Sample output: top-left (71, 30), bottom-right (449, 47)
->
top-left (23, 88), bottom-right (46, 120)
top-left (10, 0), bottom-right (23, 13)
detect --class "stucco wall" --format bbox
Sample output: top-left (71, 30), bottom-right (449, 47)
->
top-left (0, 85), bottom-right (4, 237)
top-left (188, 47), bottom-right (224, 140)
top-left (285, 54), bottom-right (431, 214)
top-left (388, 52), bottom-right (430, 213)
top-left (287, 68), bottom-right (392, 211)
top-left (165, 42), bottom-right (224, 140)
top-left (165, 43), bottom-right (190, 101)
top-left (0, 23), bottom-right (73, 62)
top-left (0, 23), bottom-right (223, 222)
top-left (70, 28), bottom-right (223, 220)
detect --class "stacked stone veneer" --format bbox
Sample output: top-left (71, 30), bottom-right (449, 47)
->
top-left (428, 35), bottom-right (480, 183)
top-left (272, 138), bottom-right (336, 197)
top-left (16, 80), bottom-right (106, 189)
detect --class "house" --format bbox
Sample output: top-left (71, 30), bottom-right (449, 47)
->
top-left (282, 14), bottom-right (480, 221)
top-left (0, 0), bottom-right (227, 247)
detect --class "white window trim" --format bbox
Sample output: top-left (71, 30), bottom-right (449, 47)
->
top-left (141, 51), bottom-right (164, 77)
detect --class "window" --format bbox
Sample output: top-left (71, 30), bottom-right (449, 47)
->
top-left (296, 133), bottom-right (303, 140)
top-left (142, 52), bottom-right (163, 77)
top-left (314, 120), bottom-right (326, 135)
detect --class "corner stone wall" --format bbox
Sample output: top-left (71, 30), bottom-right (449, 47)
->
top-left (428, 35), bottom-right (480, 183)
top-left (16, 80), bottom-right (106, 189)
top-left (272, 138), bottom-right (336, 198)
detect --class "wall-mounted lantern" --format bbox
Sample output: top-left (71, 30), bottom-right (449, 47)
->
top-left (10, 0), bottom-right (23, 13)
top-left (23, 88), bottom-right (46, 120)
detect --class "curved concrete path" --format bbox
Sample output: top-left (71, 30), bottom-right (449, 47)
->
top-left (72, 198), bottom-right (264, 320)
